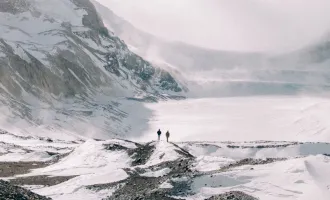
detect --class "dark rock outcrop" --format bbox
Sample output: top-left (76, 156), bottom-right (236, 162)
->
top-left (206, 191), bottom-right (258, 200)
top-left (0, 180), bottom-right (51, 200)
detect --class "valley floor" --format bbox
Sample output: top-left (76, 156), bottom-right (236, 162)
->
top-left (130, 96), bottom-right (330, 142)
top-left (1, 96), bottom-right (330, 199)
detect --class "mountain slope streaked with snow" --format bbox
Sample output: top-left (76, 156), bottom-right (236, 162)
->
top-left (0, 0), bottom-right (183, 140)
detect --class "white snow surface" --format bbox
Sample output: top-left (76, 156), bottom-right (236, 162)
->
top-left (28, 140), bottom-right (131, 176)
top-left (129, 96), bottom-right (330, 143)
top-left (159, 181), bottom-right (174, 189)
top-left (146, 141), bottom-right (182, 166)
top-left (141, 167), bottom-right (171, 177)
top-left (186, 155), bottom-right (330, 200)
top-left (3, 138), bottom-right (131, 200)
top-left (0, 151), bottom-right (52, 162)
top-left (193, 156), bottom-right (234, 172)
top-left (34, 169), bottom-right (127, 200)
top-left (180, 142), bottom-right (330, 161)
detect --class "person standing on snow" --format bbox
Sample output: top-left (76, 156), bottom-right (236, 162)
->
top-left (157, 129), bottom-right (162, 141)
top-left (166, 131), bottom-right (170, 142)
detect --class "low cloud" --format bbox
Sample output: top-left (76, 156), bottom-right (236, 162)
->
top-left (96, 0), bottom-right (330, 52)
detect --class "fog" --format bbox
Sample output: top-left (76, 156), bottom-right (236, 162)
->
top-left (96, 0), bottom-right (330, 52)
top-left (91, 0), bottom-right (330, 98)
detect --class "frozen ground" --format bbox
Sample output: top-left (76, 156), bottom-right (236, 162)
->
top-left (129, 96), bottom-right (330, 143)
top-left (1, 130), bottom-right (330, 200)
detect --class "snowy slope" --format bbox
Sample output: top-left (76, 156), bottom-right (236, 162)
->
top-left (145, 141), bottom-right (183, 166)
top-left (0, 0), bottom-right (184, 140)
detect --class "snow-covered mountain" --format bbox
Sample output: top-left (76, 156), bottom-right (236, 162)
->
top-left (0, 0), bottom-right (184, 140)
top-left (93, 0), bottom-right (330, 98)
top-left (1, 1), bottom-right (330, 200)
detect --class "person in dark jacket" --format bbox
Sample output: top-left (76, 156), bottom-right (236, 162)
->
top-left (157, 129), bottom-right (161, 141)
top-left (166, 131), bottom-right (170, 142)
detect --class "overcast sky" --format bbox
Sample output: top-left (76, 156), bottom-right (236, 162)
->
top-left (95, 0), bottom-right (330, 52)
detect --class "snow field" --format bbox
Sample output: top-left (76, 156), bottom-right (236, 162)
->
top-left (130, 96), bottom-right (330, 143)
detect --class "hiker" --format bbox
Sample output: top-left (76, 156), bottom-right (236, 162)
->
top-left (166, 131), bottom-right (170, 142)
top-left (157, 129), bottom-right (161, 141)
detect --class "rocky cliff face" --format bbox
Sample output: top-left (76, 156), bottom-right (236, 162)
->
top-left (0, 0), bottom-right (183, 139)
top-left (0, 0), bottom-right (182, 101)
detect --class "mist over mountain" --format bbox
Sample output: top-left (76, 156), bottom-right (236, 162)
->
top-left (93, 0), bottom-right (330, 98)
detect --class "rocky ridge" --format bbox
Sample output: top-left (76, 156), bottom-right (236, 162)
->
top-left (0, 0), bottom-right (184, 140)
